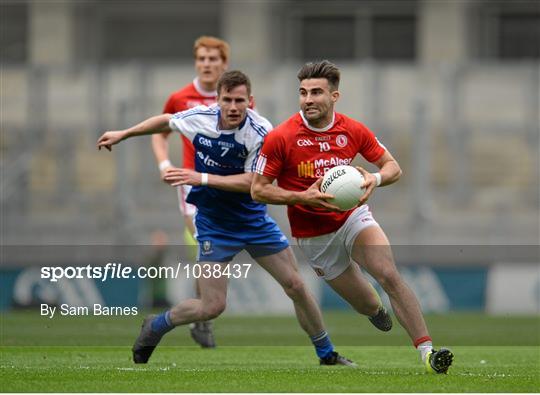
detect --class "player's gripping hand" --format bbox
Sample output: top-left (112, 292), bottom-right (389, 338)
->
top-left (97, 131), bottom-right (128, 151)
top-left (300, 177), bottom-right (342, 212)
top-left (159, 164), bottom-right (174, 183)
top-left (164, 168), bottom-right (202, 187)
top-left (355, 166), bottom-right (377, 206)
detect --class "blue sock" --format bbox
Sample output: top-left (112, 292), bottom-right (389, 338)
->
top-left (151, 311), bottom-right (174, 335)
top-left (311, 330), bottom-right (334, 359)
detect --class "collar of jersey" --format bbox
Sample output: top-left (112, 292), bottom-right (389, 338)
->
top-left (193, 77), bottom-right (217, 97)
top-left (216, 108), bottom-right (248, 133)
top-left (299, 110), bottom-right (335, 132)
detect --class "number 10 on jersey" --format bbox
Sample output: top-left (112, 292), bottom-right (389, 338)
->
top-left (319, 142), bottom-right (331, 152)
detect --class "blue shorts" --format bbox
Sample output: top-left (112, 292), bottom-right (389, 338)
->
top-left (193, 213), bottom-right (289, 262)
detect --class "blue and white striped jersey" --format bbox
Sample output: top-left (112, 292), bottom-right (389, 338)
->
top-left (169, 104), bottom-right (272, 222)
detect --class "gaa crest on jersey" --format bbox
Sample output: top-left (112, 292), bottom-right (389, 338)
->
top-left (336, 134), bottom-right (348, 147)
top-left (297, 138), bottom-right (314, 147)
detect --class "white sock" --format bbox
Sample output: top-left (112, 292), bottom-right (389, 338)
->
top-left (417, 341), bottom-right (433, 362)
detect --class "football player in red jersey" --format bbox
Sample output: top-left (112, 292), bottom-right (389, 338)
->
top-left (252, 60), bottom-right (453, 374)
top-left (151, 36), bottom-right (230, 348)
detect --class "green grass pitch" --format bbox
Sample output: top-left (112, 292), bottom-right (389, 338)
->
top-left (1, 311), bottom-right (539, 392)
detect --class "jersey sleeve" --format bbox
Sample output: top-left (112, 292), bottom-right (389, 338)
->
top-left (357, 122), bottom-right (386, 162)
top-left (168, 105), bottom-right (214, 143)
top-left (255, 129), bottom-right (285, 178)
top-left (244, 140), bottom-right (263, 173)
top-left (244, 116), bottom-right (272, 172)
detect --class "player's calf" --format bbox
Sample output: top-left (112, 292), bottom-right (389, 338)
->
top-left (199, 301), bottom-right (226, 321)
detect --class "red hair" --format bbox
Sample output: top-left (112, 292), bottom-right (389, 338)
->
top-left (193, 36), bottom-right (230, 63)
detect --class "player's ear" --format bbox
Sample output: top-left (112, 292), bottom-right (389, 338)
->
top-left (248, 95), bottom-right (255, 108)
top-left (331, 90), bottom-right (340, 103)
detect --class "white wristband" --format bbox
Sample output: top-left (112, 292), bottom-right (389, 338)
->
top-left (373, 172), bottom-right (382, 187)
top-left (201, 173), bottom-right (209, 186)
top-left (158, 159), bottom-right (172, 172)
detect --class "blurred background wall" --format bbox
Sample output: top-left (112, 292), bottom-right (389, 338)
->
top-left (1, 0), bottom-right (539, 313)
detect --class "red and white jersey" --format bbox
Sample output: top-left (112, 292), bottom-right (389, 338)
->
top-left (163, 78), bottom-right (217, 169)
top-left (256, 111), bottom-right (386, 238)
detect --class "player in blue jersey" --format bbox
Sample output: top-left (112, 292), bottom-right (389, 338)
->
top-left (97, 70), bottom-right (355, 367)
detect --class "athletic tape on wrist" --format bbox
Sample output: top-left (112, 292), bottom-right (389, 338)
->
top-left (373, 172), bottom-right (382, 187)
top-left (201, 173), bottom-right (209, 186)
top-left (159, 160), bottom-right (172, 172)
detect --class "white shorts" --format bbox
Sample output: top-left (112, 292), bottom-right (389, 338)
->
top-left (297, 205), bottom-right (379, 280)
top-left (177, 185), bottom-right (196, 217)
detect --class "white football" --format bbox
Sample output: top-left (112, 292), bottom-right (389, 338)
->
top-left (320, 165), bottom-right (365, 210)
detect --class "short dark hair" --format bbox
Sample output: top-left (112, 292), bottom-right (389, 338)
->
top-left (297, 60), bottom-right (340, 91)
top-left (217, 70), bottom-right (251, 96)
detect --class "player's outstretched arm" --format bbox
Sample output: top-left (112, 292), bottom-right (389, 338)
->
top-left (97, 114), bottom-right (173, 151)
top-left (164, 168), bottom-right (253, 193)
top-left (251, 174), bottom-right (341, 211)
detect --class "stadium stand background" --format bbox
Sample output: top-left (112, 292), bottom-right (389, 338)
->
top-left (1, 0), bottom-right (539, 314)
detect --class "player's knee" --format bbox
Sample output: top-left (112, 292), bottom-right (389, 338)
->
top-left (377, 269), bottom-right (403, 295)
top-left (201, 300), bottom-right (226, 320)
top-left (282, 277), bottom-right (307, 301)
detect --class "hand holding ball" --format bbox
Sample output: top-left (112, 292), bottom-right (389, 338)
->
top-left (320, 165), bottom-right (365, 210)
